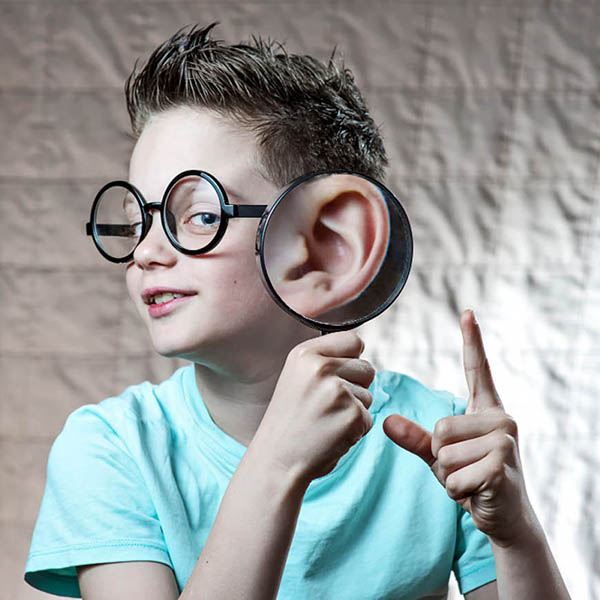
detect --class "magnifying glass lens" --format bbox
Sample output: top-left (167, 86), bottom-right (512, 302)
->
top-left (258, 172), bottom-right (412, 332)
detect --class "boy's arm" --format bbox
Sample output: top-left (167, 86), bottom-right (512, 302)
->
top-left (77, 454), bottom-right (307, 600)
top-left (75, 439), bottom-right (306, 600)
top-left (181, 330), bottom-right (374, 599)
top-left (76, 453), bottom-right (306, 600)
top-left (79, 331), bottom-right (373, 600)
top-left (465, 581), bottom-right (497, 599)
top-left (179, 442), bottom-right (308, 600)
top-left (384, 310), bottom-right (571, 600)
top-left (464, 520), bottom-right (568, 600)
top-left (489, 519), bottom-right (570, 599)
top-left (77, 562), bottom-right (180, 600)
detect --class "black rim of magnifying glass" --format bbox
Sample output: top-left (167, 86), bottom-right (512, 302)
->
top-left (255, 169), bottom-right (414, 334)
top-left (86, 170), bottom-right (267, 263)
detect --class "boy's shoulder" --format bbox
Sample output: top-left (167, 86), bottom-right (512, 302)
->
top-left (45, 366), bottom-right (195, 484)
top-left (371, 369), bottom-right (467, 430)
top-left (62, 364), bottom-right (194, 437)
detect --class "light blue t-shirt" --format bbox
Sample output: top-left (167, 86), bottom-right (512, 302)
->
top-left (25, 366), bottom-right (496, 598)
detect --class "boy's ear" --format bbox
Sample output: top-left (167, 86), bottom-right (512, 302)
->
top-left (265, 174), bottom-right (390, 319)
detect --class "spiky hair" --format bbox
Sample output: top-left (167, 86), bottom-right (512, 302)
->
top-left (125, 23), bottom-right (388, 186)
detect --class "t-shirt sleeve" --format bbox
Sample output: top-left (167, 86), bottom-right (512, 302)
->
top-left (452, 505), bottom-right (497, 594)
top-left (24, 405), bottom-right (172, 598)
top-left (447, 394), bottom-right (497, 594)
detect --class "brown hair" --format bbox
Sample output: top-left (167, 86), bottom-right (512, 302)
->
top-left (125, 23), bottom-right (388, 187)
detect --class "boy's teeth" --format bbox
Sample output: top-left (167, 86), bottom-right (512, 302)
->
top-left (152, 292), bottom-right (184, 304)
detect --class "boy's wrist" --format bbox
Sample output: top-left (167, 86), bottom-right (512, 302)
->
top-left (487, 504), bottom-right (543, 552)
top-left (242, 436), bottom-right (311, 500)
top-left (488, 509), bottom-right (571, 600)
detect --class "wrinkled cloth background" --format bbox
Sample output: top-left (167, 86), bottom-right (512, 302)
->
top-left (1, 1), bottom-right (599, 598)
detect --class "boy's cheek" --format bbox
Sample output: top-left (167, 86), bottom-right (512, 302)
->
top-left (125, 269), bottom-right (139, 304)
top-left (125, 268), bottom-right (147, 318)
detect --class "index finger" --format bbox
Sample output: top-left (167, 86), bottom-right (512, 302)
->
top-left (461, 309), bottom-right (502, 413)
top-left (301, 330), bottom-right (365, 359)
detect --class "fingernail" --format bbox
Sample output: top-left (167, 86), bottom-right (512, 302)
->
top-left (470, 309), bottom-right (478, 324)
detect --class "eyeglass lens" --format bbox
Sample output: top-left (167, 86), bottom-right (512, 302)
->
top-left (165, 175), bottom-right (221, 250)
top-left (94, 185), bottom-right (142, 260)
top-left (93, 175), bottom-right (222, 259)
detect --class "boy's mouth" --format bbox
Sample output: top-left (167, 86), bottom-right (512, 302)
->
top-left (149, 292), bottom-right (185, 305)
top-left (142, 287), bottom-right (197, 306)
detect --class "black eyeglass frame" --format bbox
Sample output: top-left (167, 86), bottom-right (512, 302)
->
top-left (86, 169), bottom-right (267, 263)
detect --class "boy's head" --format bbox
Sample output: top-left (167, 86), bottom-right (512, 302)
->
top-left (122, 24), bottom-right (389, 373)
top-left (125, 22), bottom-right (387, 188)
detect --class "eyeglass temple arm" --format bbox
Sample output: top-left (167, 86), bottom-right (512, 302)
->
top-left (86, 222), bottom-right (133, 237)
top-left (223, 204), bottom-right (267, 218)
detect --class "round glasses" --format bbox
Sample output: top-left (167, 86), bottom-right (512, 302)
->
top-left (86, 170), bottom-right (267, 263)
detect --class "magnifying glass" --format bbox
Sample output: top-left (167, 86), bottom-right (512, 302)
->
top-left (255, 171), bottom-right (413, 334)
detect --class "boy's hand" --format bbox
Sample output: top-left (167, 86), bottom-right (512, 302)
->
top-left (252, 331), bottom-right (375, 486)
top-left (383, 310), bottom-right (534, 546)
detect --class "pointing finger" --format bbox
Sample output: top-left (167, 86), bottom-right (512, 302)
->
top-left (461, 309), bottom-right (503, 413)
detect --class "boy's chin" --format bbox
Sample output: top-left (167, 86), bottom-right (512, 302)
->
top-left (149, 335), bottom-right (199, 360)
top-left (148, 331), bottom-right (224, 362)
top-left (154, 347), bottom-right (183, 359)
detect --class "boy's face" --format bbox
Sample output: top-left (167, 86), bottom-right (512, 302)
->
top-left (126, 106), bottom-right (312, 366)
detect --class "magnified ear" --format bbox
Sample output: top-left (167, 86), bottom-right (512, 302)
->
top-left (264, 174), bottom-right (391, 319)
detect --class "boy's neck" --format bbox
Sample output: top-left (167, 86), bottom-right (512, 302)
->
top-left (193, 359), bottom-right (286, 447)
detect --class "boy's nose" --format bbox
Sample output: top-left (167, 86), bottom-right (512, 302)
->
top-left (132, 210), bottom-right (177, 269)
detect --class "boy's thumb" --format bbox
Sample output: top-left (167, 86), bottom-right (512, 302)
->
top-left (383, 415), bottom-right (435, 466)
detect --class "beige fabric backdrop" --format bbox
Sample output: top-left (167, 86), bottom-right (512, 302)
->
top-left (2, 1), bottom-right (599, 598)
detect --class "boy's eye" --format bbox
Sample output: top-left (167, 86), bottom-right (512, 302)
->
top-left (188, 212), bottom-right (220, 228)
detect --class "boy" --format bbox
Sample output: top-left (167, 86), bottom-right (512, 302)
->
top-left (25, 24), bottom-right (569, 599)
